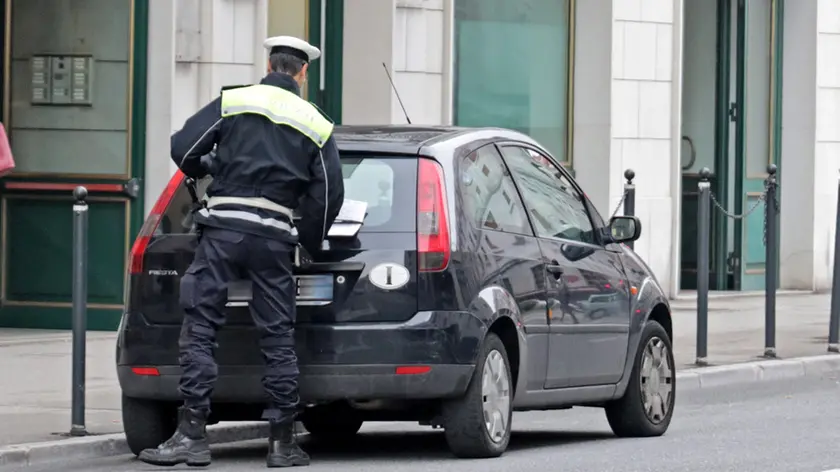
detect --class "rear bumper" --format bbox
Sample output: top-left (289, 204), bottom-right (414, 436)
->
top-left (118, 310), bottom-right (485, 403)
top-left (119, 364), bottom-right (474, 402)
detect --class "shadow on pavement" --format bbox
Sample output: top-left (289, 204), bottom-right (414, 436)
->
top-left (201, 429), bottom-right (615, 463)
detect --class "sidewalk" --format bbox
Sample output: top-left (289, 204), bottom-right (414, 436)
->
top-left (0, 292), bottom-right (835, 448)
top-left (670, 292), bottom-right (832, 367)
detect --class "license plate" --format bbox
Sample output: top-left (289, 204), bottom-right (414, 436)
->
top-left (295, 275), bottom-right (334, 306)
top-left (225, 275), bottom-right (333, 308)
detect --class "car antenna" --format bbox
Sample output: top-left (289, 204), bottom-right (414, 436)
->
top-left (382, 62), bottom-right (412, 124)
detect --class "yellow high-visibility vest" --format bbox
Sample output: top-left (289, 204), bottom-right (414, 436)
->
top-left (220, 84), bottom-right (334, 148)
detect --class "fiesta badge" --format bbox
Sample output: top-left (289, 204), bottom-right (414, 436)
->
top-left (368, 263), bottom-right (411, 290)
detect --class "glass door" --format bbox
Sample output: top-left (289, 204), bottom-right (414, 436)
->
top-left (732, 0), bottom-right (783, 291)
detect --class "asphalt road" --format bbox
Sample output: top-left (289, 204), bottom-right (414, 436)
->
top-left (10, 373), bottom-right (840, 472)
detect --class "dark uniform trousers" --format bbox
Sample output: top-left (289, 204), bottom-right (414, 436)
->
top-left (177, 227), bottom-right (298, 423)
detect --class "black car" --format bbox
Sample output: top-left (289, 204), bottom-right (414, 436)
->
top-left (117, 126), bottom-right (675, 459)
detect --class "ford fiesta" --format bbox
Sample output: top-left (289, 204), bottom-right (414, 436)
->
top-left (117, 125), bottom-right (675, 459)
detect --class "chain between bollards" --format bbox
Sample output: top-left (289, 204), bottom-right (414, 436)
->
top-left (695, 167), bottom-right (711, 366)
top-left (829, 170), bottom-right (840, 353)
top-left (763, 164), bottom-right (778, 359)
top-left (70, 186), bottom-right (89, 437)
top-left (623, 169), bottom-right (636, 250)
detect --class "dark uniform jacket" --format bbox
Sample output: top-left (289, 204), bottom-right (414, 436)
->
top-left (170, 72), bottom-right (344, 254)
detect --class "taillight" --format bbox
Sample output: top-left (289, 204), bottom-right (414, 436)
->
top-left (417, 158), bottom-right (450, 272)
top-left (128, 170), bottom-right (185, 274)
top-left (131, 367), bottom-right (161, 376)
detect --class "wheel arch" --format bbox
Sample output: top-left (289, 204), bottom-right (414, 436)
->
top-left (487, 316), bottom-right (521, 396)
top-left (647, 302), bottom-right (673, 342)
top-left (613, 299), bottom-right (673, 398)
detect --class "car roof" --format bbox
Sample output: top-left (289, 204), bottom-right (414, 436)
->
top-left (333, 125), bottom-right (468, 154)
top-left (332, 125), bottom-right (541, 156)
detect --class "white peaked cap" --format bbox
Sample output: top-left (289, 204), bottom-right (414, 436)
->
top-left (263, 36), bottom-right (321, 62)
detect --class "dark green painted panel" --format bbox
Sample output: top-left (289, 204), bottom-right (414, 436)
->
top-left (712, 0), bottom-right (731, 290)
top-left (0, 305), bottom-right (121, 331)
top-left (307, 0), bottom-right (343, 123)
top-left (130, 0), bottom-right (149, 237)
top-left (6, 198), bottom-right (127, 304)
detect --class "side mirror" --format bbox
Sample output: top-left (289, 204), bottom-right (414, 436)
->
top-left (608, 216), bottom-right (642, 244)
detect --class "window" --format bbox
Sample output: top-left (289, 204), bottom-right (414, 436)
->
top-left (341, 158), bottom-right (396, 228)
top-left (500, 146), bottom-right (595, 244)
top-left (453, 0), bottom-right (573, 164)
top-left (460, 145), bottom-right (532, 235)
top-left (327, 155), bottom-right (418, 233)
top-left (166, 156), bottom-right (418, 235)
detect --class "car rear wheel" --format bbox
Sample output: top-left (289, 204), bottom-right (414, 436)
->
top-left (442, 332), bottom-right (512, 458)
top-left (301, 405), bottom-right (363, 440)
top-left (605, 320), bottom-right (675, 437)
top-left (122, 395), bottom-right (177, 456)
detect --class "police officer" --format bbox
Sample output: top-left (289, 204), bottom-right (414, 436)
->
top-left (138, 36), bottom-right (344, 468)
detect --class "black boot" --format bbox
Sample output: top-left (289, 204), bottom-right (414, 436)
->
top-left (267, 421), bottom-right (310, 467)
top-left (138, 406), bottom-right (211, 467)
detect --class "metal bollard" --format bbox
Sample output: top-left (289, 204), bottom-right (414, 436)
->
top-left (695, 168), bottom-right (712, 366)
top-left (70, 186), bottom-right (89, 436)
top-left (764, 165), bottom-right (778, 359)
top-left (623, 169), bottom-right (636, 250)
top-left (829, 170), bottom-right (840, 353)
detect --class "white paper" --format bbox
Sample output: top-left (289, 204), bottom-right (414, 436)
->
top-left (293, 199), bottom-right (368, 238)
top-left (335, 199), bottom-right (368, 224)
top-left (328, 222), bottom-right (363, 238)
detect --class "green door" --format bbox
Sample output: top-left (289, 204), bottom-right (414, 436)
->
top-left (732, 0), bottom-right (783, 291)
top-left (0, 0), bottom-right (148, 330)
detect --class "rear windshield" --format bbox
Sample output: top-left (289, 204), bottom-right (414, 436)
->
top-left (159, 155), bottom-right (417, 235)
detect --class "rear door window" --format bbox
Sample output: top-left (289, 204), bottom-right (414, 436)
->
top-left (500, 146), bottom-right (597, 245)
top-left (459, 144), bottom-right (532, 236)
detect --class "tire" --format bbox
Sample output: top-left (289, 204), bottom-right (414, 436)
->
top-left (301, 406), bottom-right (363, 440)
top-left (605, 320), bottom-right (675, 437)
top-left (122, 395), bottom-right (177, 456)
top-left (442, 332), bottom-right (513, 458)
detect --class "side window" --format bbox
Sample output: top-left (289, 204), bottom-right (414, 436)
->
top-left (459, 145), bottom-right (533, 236)
top-left (500, 146), bottom-right (596, 244)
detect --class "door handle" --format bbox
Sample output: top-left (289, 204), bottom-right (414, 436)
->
top-left (546, 263), bottom-right (564, 279)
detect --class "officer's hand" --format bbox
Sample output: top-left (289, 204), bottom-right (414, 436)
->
top-left (199, 151), bottom-right (217, 175)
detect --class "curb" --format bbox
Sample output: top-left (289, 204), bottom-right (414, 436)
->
top-left (671, 290), bottom-right (814, 301)
top-left (2, 355), bottom-right (839, 469)
top-left (676, 354), bottom-right (840, 390)
top-left (0, 421), bottom-right (271, 469)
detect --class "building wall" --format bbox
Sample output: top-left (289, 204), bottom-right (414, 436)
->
top-left (813, 0), bottom-right (840, 290)
top-left (780, 0), bottom-right (840, 291)
top-left (341, 0), bottom-right (449, 125)
top-left (142, 0), bottom-right (840, 296)
top-left (391, 0), bottom-right (446, 124)
top-left (145, 0), bottom-right (267, 213)
top-left (573, 0), bottom-right (682, 296)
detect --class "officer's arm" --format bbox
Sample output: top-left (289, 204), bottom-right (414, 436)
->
top-left (170, 97), bottom-right (223, 179)
top-left (297, 136), bottom-right (345, 254)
